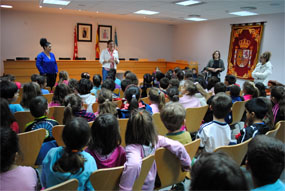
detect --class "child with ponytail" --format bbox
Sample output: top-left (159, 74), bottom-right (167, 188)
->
top-left (271, 86), bottom-right (285, 125)
top-left (148, 87), bottom-right (165, 114)
top-left (41, 117), bottom-right (97, 190)
top-left (243, 81), bottom-right (259, 101)
top-left (63, 94), bottom-right (95, 124)
top-left (119, 110), bottom-right (191, 190)
top-left (179, 80), bottom-right (201, 109)
top-left (97, 88), bottom-right (118, 116)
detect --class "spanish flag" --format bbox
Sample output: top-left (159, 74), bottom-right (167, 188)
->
top-left (95, 25), bottom-right (100, 59)
top-left (73, 26), bottom-right (78, 60)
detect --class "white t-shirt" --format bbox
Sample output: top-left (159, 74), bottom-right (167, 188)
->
top-left (99, 48), bottom-right (119, 69)
top-left (79, 93), bottom-right (96, 113)
top-left (252, 61), bottom-right (272, 86)
top-left (197, 120), bottom-right (231, 152)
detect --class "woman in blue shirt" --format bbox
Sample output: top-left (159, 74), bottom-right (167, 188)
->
top-left (36, 38), bottom-right (58, 90)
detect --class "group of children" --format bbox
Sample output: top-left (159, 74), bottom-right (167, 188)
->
top-left (0, 66), bottom-right (284, 190)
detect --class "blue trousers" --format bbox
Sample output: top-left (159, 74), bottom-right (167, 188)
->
top-left (102, 68), bottom-right (109, 81)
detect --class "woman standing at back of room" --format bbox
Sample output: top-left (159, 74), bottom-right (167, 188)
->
top-left (206, 50), bottom-right (225, 80)
top-left (36, 38), bottom-right (58, 91)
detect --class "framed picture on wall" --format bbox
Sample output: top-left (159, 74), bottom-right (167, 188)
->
top-left (77, 23), bottom-right (92, 42)
top-left (98, 25), bottom-right (112, 42)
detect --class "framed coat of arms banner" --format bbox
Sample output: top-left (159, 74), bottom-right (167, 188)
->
top-left (227, 23), bottom-right (264, 80)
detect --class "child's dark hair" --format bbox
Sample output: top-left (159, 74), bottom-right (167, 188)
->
top-left (174, 67), bottom-right (181, 74)
top-left (36, 75), bottom-right (47, 88)
top-left (177, 71), bottom-right (184, 81)
top-left (98, 88), bottom-right (117, 116)
top-left (107, 69), bottom-right (117, 81)
top-left (89, 114), bottom-right (121, 155)
top-left (259, 97), bottom-right (274, 130)
top-left (167, 86), bottom-right (179, 102)
top-left (255, 82), bottom-right (266, 97)
top-left (81, 72), bottom-right (90, 79)
top-left (102, 78), bottom-right (115, 91)
top-left (143, 73), bottom-right (152, 86)
top-left (126, 72), bottom-right (138, 86)
top-left (169, 78), bottom-right (180, 88)
top-left (196, 75), bottom-right (207, 89)
top-left (30, 96), bottom-right (48, 118)
top-left (68, 79), bottom-right (79, 93)
top-left (230, 85), bottom-right (241, 97)
top-left (31, 74), bottom-right (39, 82)
top-left (3, 74), bottom-right (15, 82)
top-left (58, 71), bottom-right (69, 84)
top-left (121, 79), bottom-right (132, 92)
top-left (247, 135), bottom-right (285, 187)
top-left (124, 70), bottom-right (131, 78)
top-left (225, 74), bottom-right (236, 85)
top-left (191, 152), bottom-right (248, 190)
top-left (245, 98), bottom-right (268, 119)
top-left (53, 117), bottom-right (90, 174)
top-left (165, 70), bottom-right (173, 80)
top-left (155, 71), bottom-right (165, 82)
top-left (1, 127), bottom-right (19, 172)
top-left (271, 86), bottom-right (285, 117)
top-left (21, 82), bottom-right (42, 108)
top-left (149, 87), bottom-right (165, 111)
top-left (0, 98), bottom-right (16, 127)
top-left (159, 77), bottom-right (169, 89)
top-left (63, 94), bottom-right (82, 125)
top-left (214, 82), bottom-right (227, 94)
top-left (212, 93), bottom-right (232, 119)
top-left (40, 38), bottom-right (50, 49)
top-left (207, 76), bottom-right (220, 90)
top-left (183, 80), bottom-right (197, 96)
top-left (78, 78), bottom-right (93, 95)
top-left (243, 81), bottom-right (259, 98)
top-left (0, 80), bottom-right (18, 99)
top-left (126, 110), bottom-right (158, 147)
top-left (92, 74), bottom-right (102, 88)
top-left (52, 83), bottom-right (71, 106)
top-left (160, 102), bottom-right (185, 132)
top-left (184, 70), bottom-right (193, 80)
top-left (124, 85), bottom-right (140, 111)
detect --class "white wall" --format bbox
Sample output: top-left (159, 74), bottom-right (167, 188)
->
top-left (0, 10), bottom-right (174, 74)
top-left (173, 13), bottom-right (285, 85)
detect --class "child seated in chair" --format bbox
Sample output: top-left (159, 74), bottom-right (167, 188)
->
top-left (197, 93), bottom-right (232, 152)
top-left (78, 78), bottom-right (96, 113)
top-left (36, 75), bottom-right (50, 95)
top-left (25, 96), bottom-right (58, 164)
top-left (0, 80), bottom-right (24, 114)
top-left (160, 102), bottom-right (191, 144)
top-left (236, 98), bottom-right (269, 143)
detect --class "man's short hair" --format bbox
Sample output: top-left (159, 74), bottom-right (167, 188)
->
top-left (212, 93), bottom-right (232, 119)
top-left (214, 82), bottom-right (227, 94)
top-left (225, 75), bottom-right (236, 85)
top-left (159, 77), bottom-right (169, 89)
top-left (230, 85), bottom-right (241, 97)
top-left (245, 98), bottom-right (268, 119)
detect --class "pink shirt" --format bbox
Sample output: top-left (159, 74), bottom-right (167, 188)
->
top-left (150, 103), bottom-right (159, 114)
top-left (48, 101), bottom-right (61, 107)
top-left (119, 136), bottom-right (191, 191)
top-left (0, 166), bottom-right (38, 190)
top-left (179, 94), bottom-right (201, 109)
top-left (243, 94), bottom-right (252, 101)
top-left (85, 146), bottom-right (126, 169)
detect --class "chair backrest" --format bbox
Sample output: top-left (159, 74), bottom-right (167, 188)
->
top-left (51, 106), bottom-right (65, 125)
top-left (184, 139), bottom-right (201, 179)
top-left (152, 112), bottom-right (168, 136)
top-left (43, 179), bottom-right (78, 191)
top-left (118, 118), bottom-right (128, 147)
top-left (140, 97), bottom-right (150, 105)
top-left (92, 102), bottom-right (99, 113)
top-left (52, 125), bottom-right (65, 146)
top-left (132, 154), bottom-right (155, 190)
top-left (14, 87), bottom-right (23, 104)
top-left (43, 93), bottom-right (53, 103)
top-left (275, 120), bottom-right (285, 143)
top-left (114, 100), bottom-right (122, 108)
top-left (214, 138), bottom-right (252, 165)
top-left (88, 121), bottom-right (94, 127)
top-left (90, 166), bottom-right (124, 190)
top-left (119, 89), bottom-right (124, 98)
top-left (16, 128), bottom-right (46, 167)
top-left (155, 147), bottom-right (187, 189)
top-left (265, 123), bottom-right (281, 137)
top-left (113, 88), bottom-right (120, 95)
top-left (14, 111), bottom-right (34, 133)
top-left (230, 101), bottom-right (246, 125)
top-left (185, 105), bottom-right (208, 133)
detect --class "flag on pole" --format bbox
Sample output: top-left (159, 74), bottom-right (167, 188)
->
top-left (73, 25), bottom-right (78, 60)
top-left (95, 25), bottom-right (100, 59)
top-left (114, 28), bottom-right (118, 49)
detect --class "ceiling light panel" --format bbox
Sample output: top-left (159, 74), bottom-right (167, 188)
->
top-left (229, 11), bottom-right (258, 16)
top-left (134, 10), bottom-right (159, 15)
top-left (43, 0), bottom-right (70, 6)
top-left (176, 0), bottom-right (201, 6)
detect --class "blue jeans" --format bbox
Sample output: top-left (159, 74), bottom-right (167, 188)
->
top-left (102, 68), bottom-right (109, 81)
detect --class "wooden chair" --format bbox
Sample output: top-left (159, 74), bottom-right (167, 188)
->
top-left (48, 106), bottom-right (65, 125)
top-left (152, 113), bottom-right (168, 136)
top-left (52, 125), bottom-right (65, 146)
top-left (275, 121), bottom-right (285, 143)
top-left (88, 121), bottom-right (94, 127)
top-left (118, 118), bottom-right (128, 147)
top-left (83, 103), bottom-right (88, 110)
top-left (14, 111), bottom-right (34, 133)
top-left (14, 88), bottom-right (23, 104)
top-left (16, 128), bottom-right (46, 167)
top-left (43, 93), bottom-right (53, 103)
top-left (119, 89), bottom-right (124, 98)
top-left (184, 139), bottom-right (201, 179)
top-left (43, 179), bottom-right (78, 191)
top-left (214, 138), bottom-right (252, 165)
top-left (90, 166), bottom-right (124, 190)
top-left (266, 123), bottom-right (281, 137)
top-left (206, 92), bottom-right (213, 100)
top-left (114, 100), bottom-right (122, 108)
top-left (140, 97), bottom-right (150, 105)
top-left (230, 101), bottom-right (246, 125)
top-left (155, 147), bottom-right (187, 189)
top-left (185, 105), bottom-right (208, 133)
top-left (92, 102), bottom-right (99, 113)
top-left (114, 88), bottom-right (120, 95)
top-left (132, 154), bottom-right (155, 190)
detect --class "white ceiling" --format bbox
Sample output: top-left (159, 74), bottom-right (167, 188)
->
top-left (1, 0), bottom-right (284, 24)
